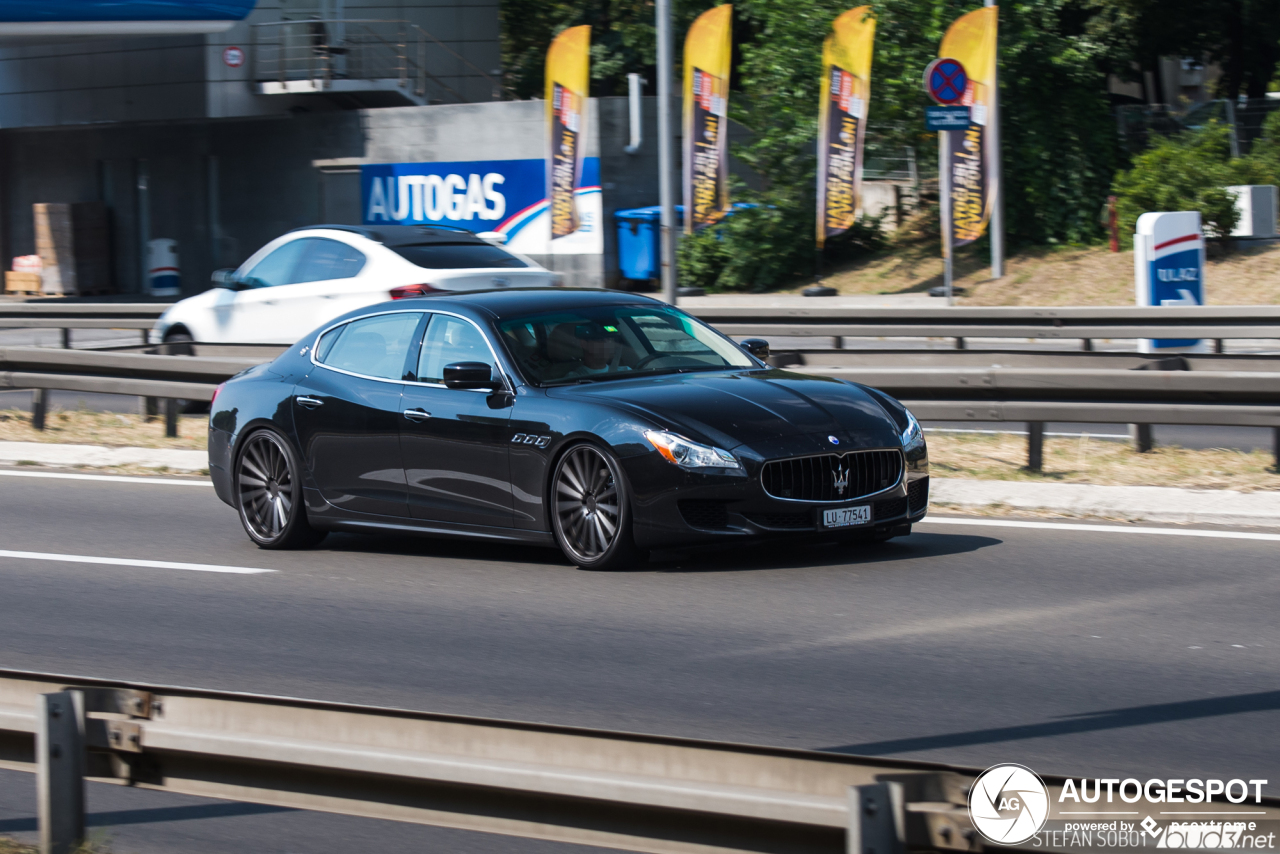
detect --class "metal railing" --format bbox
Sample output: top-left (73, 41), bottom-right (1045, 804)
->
top-left (4, 668), bottom-right (1278, 854)
top-left (250, 18), bottom-right (511, 104)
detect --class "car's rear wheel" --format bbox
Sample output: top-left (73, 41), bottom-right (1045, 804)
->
top-left (236, 429), bottom-right (326, 549)
top-left (551, 443), bottom-right (638, 570)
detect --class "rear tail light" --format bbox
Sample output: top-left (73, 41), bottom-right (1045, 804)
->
top-left (389, 283), bottom-right (441, 299)
top-left (211, 382), bottom-right (226, 407)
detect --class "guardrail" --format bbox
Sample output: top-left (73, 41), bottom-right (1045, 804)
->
top-left (4, 668), bottom-right (1277, 854)
top-left (0, 303), bottom-right (167, 349)
top-left (0, 347), bottom-right (257, 436)
top-left (687, 305), bottom-right (1280, 351)
top-left (0, 344), bottom-right (1278, 466)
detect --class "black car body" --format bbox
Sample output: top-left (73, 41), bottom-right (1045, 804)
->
top-left (209, 289), bottom-right (928, 568)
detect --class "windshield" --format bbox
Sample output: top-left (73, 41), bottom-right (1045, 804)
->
top-left (498, 304), bottom-right (756, 385)
top-left (391, 243), bottom-right (528, 269)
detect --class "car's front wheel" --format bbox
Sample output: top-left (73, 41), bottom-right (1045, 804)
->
top-left (550, 442), bottom-right (638, 570)
top-left (236, 429), bottom-right (326, 549)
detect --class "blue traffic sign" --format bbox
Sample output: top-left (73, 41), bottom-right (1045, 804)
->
top-left (925, 105), bottom-right (971, 131)
top-left (924, 57), bottom-right (968, 105)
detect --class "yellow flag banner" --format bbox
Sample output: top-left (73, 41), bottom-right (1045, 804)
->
top-left (817, 6), bottom-right (875, 249)
top-left (939, 6), bottom-right (997, 247)
top-left (683, 5), bottom-right (733, 233)
top-left (546, 25), bottom-right (590, 240)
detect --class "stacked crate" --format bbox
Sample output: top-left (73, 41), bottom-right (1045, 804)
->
top-left (34, 202), bottom-right (112, 296)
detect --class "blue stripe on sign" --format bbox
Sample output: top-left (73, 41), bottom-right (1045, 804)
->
top-left (0, 0), bottom-right (257, 22)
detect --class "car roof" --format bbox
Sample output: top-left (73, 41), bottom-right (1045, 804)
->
top-left (289, 224), bottom-right (491, 247)
top-left (376, 288), bottom-right (667, 321)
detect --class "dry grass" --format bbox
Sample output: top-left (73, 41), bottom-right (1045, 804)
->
top-left (805, 235), bottom-right (1280, 307)
top-left (0, 408), bottom-right (207, 451)
top-left (927, 430), bottom-right (1280, 491)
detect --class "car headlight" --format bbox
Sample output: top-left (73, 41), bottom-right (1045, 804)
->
top-left (644, 430), bottom-right (740, 470)
top-left (901, 409), bottom-right (925, 451)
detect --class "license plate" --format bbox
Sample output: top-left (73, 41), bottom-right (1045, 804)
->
top-left (822, 505), bottom-right (871, 528)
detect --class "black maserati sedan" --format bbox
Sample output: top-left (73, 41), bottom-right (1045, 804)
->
top-left (208, 288), bottom-right (928, 569)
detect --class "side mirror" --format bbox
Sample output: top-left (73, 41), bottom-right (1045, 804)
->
top-left (443, 361), bottom-right (498, 390)
top-left (741, 338), bottom-right (770, 360)
top-left (211, 269), bottom-right (241, 290)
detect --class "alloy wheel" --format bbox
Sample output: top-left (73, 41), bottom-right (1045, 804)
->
top-left (238, 432), bottom-right (296, 542)
top-left (554, 445), bottom-right (621, 563)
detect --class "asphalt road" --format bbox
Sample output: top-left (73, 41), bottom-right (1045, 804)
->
top-left (0, 469), bottom-right (1277, 852)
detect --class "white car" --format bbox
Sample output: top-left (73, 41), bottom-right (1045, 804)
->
top-left (152, 225), bottom-right (559, 345)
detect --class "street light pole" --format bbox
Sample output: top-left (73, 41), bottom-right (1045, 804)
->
top-left (986, 0), bottom-right (1004, 280)
top-left (656, 0), bottom-right (677, 304)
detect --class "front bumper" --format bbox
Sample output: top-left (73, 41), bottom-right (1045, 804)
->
top-left (623, 450), bottom-right (929, 550)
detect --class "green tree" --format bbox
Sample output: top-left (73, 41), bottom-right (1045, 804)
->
top-left (1111, 120), bottom-right (1279, 241)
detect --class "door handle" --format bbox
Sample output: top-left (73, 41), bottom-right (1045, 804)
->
top-left (403, 408), bottom-right (431, 422)
top-left (296, 396), bottom-right (323, 409)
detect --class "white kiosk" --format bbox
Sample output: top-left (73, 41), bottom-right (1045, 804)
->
top-left (1133, 211), bottom-right (1206, 353)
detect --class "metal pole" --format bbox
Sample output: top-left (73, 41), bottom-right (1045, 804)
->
top-left (37, 691), bottom-right (85, 854)
top-left (656, 0), bottom-right (677, 305)
top-left (985, 0), bottom-right (1003, 280)
top-left (940, 131), bottom-right (953, 305)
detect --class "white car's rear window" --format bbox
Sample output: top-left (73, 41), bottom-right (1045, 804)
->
top-left (392, 243), bottom-right (528, 270)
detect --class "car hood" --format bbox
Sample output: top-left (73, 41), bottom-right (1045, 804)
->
top-left (550, 369), bottom-right (901, 453)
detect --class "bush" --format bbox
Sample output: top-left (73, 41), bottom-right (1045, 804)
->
top-left (677, 198), bottom-right (883, 292)
top-left (1111, 120), bottom-right (1279, 243)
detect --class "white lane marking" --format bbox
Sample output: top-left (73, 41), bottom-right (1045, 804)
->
top-left (0, 469), bottom-right (211, 486)
top-left (921, 517), bottom-right (1280, 542)
top-left (0, 549), bottom-right (274, 575)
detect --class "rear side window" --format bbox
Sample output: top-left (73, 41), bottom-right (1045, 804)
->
top-left (292, 238), bottom-right (366, 282)
top-left (317, 312), bottom-right (422, 380)
top-left (392, 243), bottom-right (528, 270)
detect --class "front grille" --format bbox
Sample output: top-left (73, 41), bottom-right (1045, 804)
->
top-left (761, 450), bottom-right (903, 503)
top-left (873, 497), bottom-right (908, 520)
top-left (679, 500), bottom-right (731, 530)
top-left (908, 477), bottom-right (930, 513)
top-left (744, 512), bottom-right (812, 530)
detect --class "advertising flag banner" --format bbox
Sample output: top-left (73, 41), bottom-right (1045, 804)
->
top-left (683, 5), bottom-right (733, 233)
top-left (938, 6), bottom-right (997, 248)
top-left (546, 25), bottom-right (590, 241)
top-left (816, 6), bottom-right (875, 249)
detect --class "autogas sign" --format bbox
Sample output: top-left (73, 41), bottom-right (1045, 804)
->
top-left (361, 158), bottom-right (602, 255)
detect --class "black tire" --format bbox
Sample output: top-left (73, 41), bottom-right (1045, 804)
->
top-left (162, 330), bottom-right (209, 414)
top-left (235, 429), bottom-right (326, 549)
top-left (550, 442), bottom-right (639, 570)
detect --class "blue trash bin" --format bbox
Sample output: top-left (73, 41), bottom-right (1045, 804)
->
top-left (614, 206), bottom-right (665, 285)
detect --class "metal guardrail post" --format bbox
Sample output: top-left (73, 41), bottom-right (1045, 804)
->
top-left (164, 399), bottom-right (178, 438)
top-left (847, 782), bottom-right (904, 854)
top-left (1273, 427), bottom-right (1279, 471)
top-left (32, 389), bottom-right (47, 430)
top-left (60, 329), bottom-right (70, 349)
top-left (1131, 423), bottom-right (1154, 453)
top-left (37, 691), bottom-right (85, 854)
top-left (1027, 422), bottom-right (1044, 471)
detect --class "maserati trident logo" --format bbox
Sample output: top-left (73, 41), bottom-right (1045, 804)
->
top-left (832, 461), bottom-right (850, 496)
top-left (828, 435), bottom-right (840, 445)
top-left (968, 764), bottom-right (1050, 845)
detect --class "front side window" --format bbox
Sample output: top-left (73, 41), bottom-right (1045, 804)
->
top-left (242, 239), bottom-right (309, 288)
top-left (498, 304), bottom-right (755, 385)
top-left (392, 243), bottom-right (528, 270)
top-left (317, 312), bottom-right (422, 380)
top-left (417, 315), bottom-right (494, 383)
